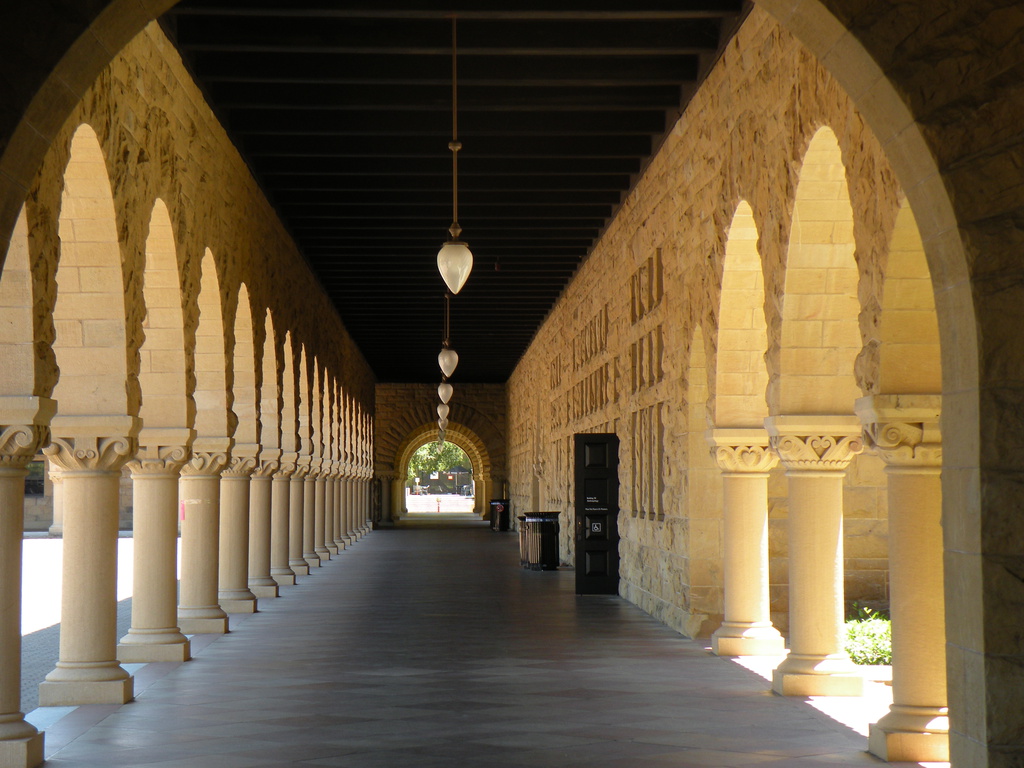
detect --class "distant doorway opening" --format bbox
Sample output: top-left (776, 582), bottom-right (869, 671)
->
top-left (405, 442), bottom-right (475, 514)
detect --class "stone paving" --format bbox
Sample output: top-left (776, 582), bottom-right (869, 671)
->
top-left (21, 529), bottom-right (944, 767)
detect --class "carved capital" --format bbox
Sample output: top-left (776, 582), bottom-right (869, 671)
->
top-left (180, 450), bottom-right (231, 477)
top-left (856, 394), bottom-right (941, 469)
top-left (222, 454), bottom-right (259, 478)
top-left (126, 443), bottom-right (191, 476)
top-left (292, 456), bottom-right (312, 479)
top-left (0, 424), bottom-right (49, 469)
top-left (766, 416), bottom-right (862, 473)
top-left (707, 428), bottom-right (778, 475)
top-left (44, 433), bottom-right (137, 473)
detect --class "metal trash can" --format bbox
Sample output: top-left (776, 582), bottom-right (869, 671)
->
top-left (490, 499), bottom-right (510, 531)
top-left (517, 516), bottom-right (528, 566)
top-left (523, 511), bottom-right (560, 571)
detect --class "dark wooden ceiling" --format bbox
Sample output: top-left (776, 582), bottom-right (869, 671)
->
top-left (161, 1), bottom-right (748, 383)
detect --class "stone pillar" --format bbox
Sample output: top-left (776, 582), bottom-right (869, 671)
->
top-left (118, 431), bottom-right (193, 663)
top-left (39, 416), bottom-right (138, 706)
top-left (177, 440), bottom-right (231, 634)
top-left (289, 460), bottom-right (310, 576)
top-left (218, 452), bottom-right (258, 613)
top-left (47, 465), bottom-right (62, 537)
top-left (270, 456), bottom-right (297, 586)
top-left (340, 475), bottom-right (354, 545)
top-left (0, 400), bottom-right (53, 767)
top-left (708, 429), bottom-right (786, 657)
top-left (324, 473), bottom-right (338, 555)
top-left (378, 471), bottom-right (394, 525)
top-left (858, 395), bottom-right (948, 762)
top-left (314, 467), bottom-right (330, 561)
top-left (303, 462), bottom-right (320, 568)
top-left (355, 476), bottom-right (367, 538)
top-left (765, 415), bottom-right (864, 697)
top-left (248, 450), bottom-right (280, 599)
top-left (332, 462), bottom-right (346, 552)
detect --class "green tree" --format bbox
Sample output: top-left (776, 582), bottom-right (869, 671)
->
top-left (407, 442), bottom-right (470, 484)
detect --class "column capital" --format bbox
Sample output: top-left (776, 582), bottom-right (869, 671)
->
top-left (292, 455), bottom-right (312, 479)
top-left (254, 447), bottom-right (282, 478)
top-left (765, 415), bottom-right (863, 473)
top-left (707, 428), bottom-right (779, 475)
top-left (855, 394), bottom-right (942, 470)
top-left (127, 427), bottom-right (194, 476)
top-left (180, 436), bottom-right (233, 477)
top-left (275, 451), bottom-right (298, 479)
top-left (222, 447), bottom-right (259, 479)
top-left (0, 395), bottom-right (55, 469)
top-left (45, 414), bottom-right (140, 473)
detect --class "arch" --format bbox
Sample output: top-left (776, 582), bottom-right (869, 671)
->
top-left (52, 123), bottom-right (129, 416)
top-left (138, 198), bottom-right (189, 430)
top-left (714, 200), bottom-right (769, 427)
top-left (393, 421), bottom-right (492, 518)
top-left (877, 199), bottom-right (942, 394)
top-left (193, 249), bottom-right (230, 439)
top-left (231, 283), bottom-right (257, 448)
top-left (280, 331), bottom-right (298, 457)
top-left (0, 206), bottom-right (36, 396)
top-left (776, 126), bottom-right (860, 415)
top-left (260, 311), bottom-right (281, 453)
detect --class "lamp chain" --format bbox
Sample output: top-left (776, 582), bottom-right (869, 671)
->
top-left (449, 16), bottom-right (461, 240)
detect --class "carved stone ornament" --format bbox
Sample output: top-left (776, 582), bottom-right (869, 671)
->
top-left (770, 433), bottom-right (863, 472)
top-left (292, 461), bottom-right (311, 480)
top-left (43, 433), bottom-right (137, 473)
top-left (179, 450), bottom-right (231, 477)
top-left (0, 423), bottom-right (49, 468)
top-left (713, 443), bottom-right (779, 474)
top-left (126, 444), bottom-right (191, 476)
top-left (222, 454), bottom-right (259, 478)
top-left (274, 460), bottom-right (298, 479)
top-left (253, 456), bottom-right (281, 478)
top-left (862, 419), bottom-right (941, 468)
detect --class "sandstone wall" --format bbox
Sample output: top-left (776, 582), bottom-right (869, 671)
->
top-left (508, 7), bottom-right (908, 638)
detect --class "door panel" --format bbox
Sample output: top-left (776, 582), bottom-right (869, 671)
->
top-left (574, 433), bottom-right (619, 595)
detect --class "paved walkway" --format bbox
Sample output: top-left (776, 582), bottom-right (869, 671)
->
top-left (25, 529), bottom-right (942, 767)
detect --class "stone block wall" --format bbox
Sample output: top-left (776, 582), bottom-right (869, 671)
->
top-left (507, 7), bottom-right (904, 639)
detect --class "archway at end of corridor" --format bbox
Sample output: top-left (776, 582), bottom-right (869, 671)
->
top-left (405, 441), bottom-right (475, 514)
top-left (391, 422), bottom-right (494, 520)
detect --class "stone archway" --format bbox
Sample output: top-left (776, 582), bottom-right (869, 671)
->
top-left (391, 421), bottom-right (494, 520)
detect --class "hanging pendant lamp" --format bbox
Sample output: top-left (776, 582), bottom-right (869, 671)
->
top-left (438, 381), bottom-right (453, 403)
top-left (437, 16), bottom-right (473, 294)
top-left (437, 403), bottom-right (450, 420)
top-left (438, 291), bottom-right (459, 378)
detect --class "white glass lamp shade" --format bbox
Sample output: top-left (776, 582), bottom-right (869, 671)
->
top-left (438, 381), bottom-right (453, 403)
top-left (438, 347), bottom-right (459, 378)
top-left (437, 241), bottom-right (474, 294)
top-left (437, 403), bottom-right (450, 420)
top-left (438, 417), bottom-right (449, 430)
top-left (438, 430), bottom-right (446, 446)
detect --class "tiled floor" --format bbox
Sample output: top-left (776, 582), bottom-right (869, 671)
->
top-left (32, 527), bottom-right (929, 767)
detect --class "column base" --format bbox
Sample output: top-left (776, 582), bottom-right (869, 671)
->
top-left (178, 616), bottom-right (229, 634)
top-left (271, 569), bottom-right (296, 586)
top-left (0, 732), bottom-right (43, 768)
top-left (333, 539), bottom-right (347, 552)
top-left (219, 596), bottom-right (258, 614)
top-left (304, 555), bottom-right (321, 568)
top-left (342, 534), bottom-right (354, 545)
top-left (117, 639), bottom-right (190, 663)
top-left (38, 676), bottom-right (133, 706)
top-left (250, 583), bottom-right (279, 598)
top-left (290, 560), bottom-right (310, 576)
top-left (868, 706), bottom-right (949, 762)
top-left (711, 623), bottom-right (786, 657)
top-left (326, 543), bottom-right (339, 555)
top-left (315, 546), bottom-right (331, 560)
top-left (771, 653), bottom-right (864, 697)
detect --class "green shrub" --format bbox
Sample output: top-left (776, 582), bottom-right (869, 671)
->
top-left (844, 606), bottom-right (892, 665)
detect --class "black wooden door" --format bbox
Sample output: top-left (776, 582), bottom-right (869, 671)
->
top-left (574, 433), bottom-right (620, 595)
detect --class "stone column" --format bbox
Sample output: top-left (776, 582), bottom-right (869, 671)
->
top-left (324, 472), bottom-right (337, 555)
top-left (218, 451), bottom-right (258, 613)
top-left (354, 476), bottom-right (367, 538)
top-left (47, 465), bottom-right (62, 537)
top-left (303, 461), bottom-right (320, 568)
top-left (314, 467), bottom-right (330, 561)
top-left (39, 416), bottom-right (138, 706)
top-left (378, 471), bottom-right (394, 525)
top-left (177, 439), bottom-right (231, 634)
top-left (340, 475), bottom-right (354, 545)
top-left (0, 399), bottom-right (53, 767)
top-left (331, 462), bottom-right (346, 552)
top-left (270, 456), bottom-right (297, 585)
top-left (708, 429), bottom-right (786, 657)
top-left (289, 460), bottom-right (310, 576)
top-left (248, 450), bottom-right (280, 598)
top-left (118, 431), bottom-right (193, 663)
top-left (858, 395), bottom-right (948, 762)
top-left (765, 415), bottom-right (864, 697)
